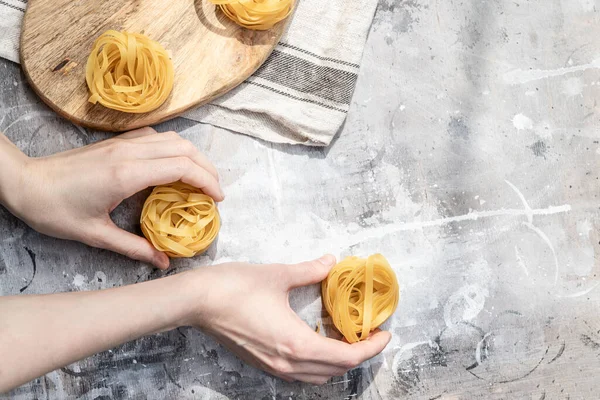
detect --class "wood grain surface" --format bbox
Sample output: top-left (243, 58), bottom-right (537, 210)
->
top-left (20, 0), bottom-right (288, 131)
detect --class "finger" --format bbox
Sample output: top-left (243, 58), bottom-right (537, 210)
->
top-left (287, 373), bottom-right (331, 385)
top-left (129, 130), bottom-right (180, 143)
top-left (291, 361), bottom-right (346, 376)
top-left (88, 219), bottom-right (170, 269)
top-left (310, 330), bottom-right (392, 368)
top-left (125, 157), bottom-right (224, 201)
top-left (134, 140), bottom-right (219, 181)
top-left (285, 254), bottom-right (336, 289)
top-left (274, 374), bottom-right (295, 383)
top-left (117, 127), bottom-right (158, 139)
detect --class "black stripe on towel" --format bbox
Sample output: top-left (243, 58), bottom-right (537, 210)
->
top-left (245, 81), bottom-right (348, 113)
top-left (253, 50), bottom-right (358, 106)
top-left (0, 1), bottom-right (25, 12)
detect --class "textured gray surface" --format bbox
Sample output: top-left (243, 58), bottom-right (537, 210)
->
top-left (2, 0), bottom-right (600, 399)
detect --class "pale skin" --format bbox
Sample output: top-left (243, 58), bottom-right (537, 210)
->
top-left (0, 128), bottom-right (391, 393)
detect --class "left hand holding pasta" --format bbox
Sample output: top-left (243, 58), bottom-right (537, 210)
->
top-left (0, 127), bottom-right (223, 269)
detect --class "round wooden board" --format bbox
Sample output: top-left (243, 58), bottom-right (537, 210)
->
top-left (20, 0), bottom-right (287, 131)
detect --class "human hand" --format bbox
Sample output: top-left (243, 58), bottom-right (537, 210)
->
top-left (1, 127), bottom-right (223, 269)
top-left (184, 255), bottom-right (392, 384)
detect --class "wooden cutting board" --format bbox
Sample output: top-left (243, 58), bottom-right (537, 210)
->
top-left (20, 0), bottom-right (287, 131)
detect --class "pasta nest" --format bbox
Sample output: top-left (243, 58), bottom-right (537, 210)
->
top-left (322, 254), bottom-right (400, 343)
top-left (86, 30), bottom-right (174, 113)
top-left (141, 182), bottom-right (220, 258)
top-left (210, 0), bottom-right (294, 30)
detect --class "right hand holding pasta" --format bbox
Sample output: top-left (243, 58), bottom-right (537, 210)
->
top-left (0, 254), bottom-right (392, 391)
top-left (184, 255), bottom-right (392, 384)
top-left (0, 127), bottom-right (223, 269)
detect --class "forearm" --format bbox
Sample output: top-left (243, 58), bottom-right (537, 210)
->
top-left (0, 271), bottom-right (200, 393)
top-left (0, 132), bottom-right (28, 210)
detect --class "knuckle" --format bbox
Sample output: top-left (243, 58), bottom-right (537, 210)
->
top-left (124, 246), bottom-right (144, 261)
top-left (341, 357), bottom-right (360, 370)
top-left (277, 339), bottom-right (304, 359)
top-left (316, 377), bottom-right (330, 385)
top-left (127, 127), bottom-right (155, 137)
top-left (103, 141), bottom-right (119, 157)
top-left (275, 343), bottom-right (291, 358)
top-left (106, 140), bottom-right (131, 158)
top-left (110, 164), bottom-right (128, 188)
top-left (174, 157), bottom-right (192, 173)
top-left (140, 127), bottom-right (157, 135)
top-left (270, 359), bottom-right (293, 375)
top-left (289, 339), bottom-right (306, 358)
top-left (177, 139), bottom-right (197, 156)
top-left (162, 130), bottom-right (180, 140)
top-left (351, 357), bottom-right (363, 368)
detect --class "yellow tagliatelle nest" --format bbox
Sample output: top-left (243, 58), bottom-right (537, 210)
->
top-left (322, 254), bottom-right (399, 343)
top-left (140, 182), bottom-right (220, 258)
top-left (210, 0), bottom-right (294, 30)
top-left (86, 30), bottom-right (174, 113)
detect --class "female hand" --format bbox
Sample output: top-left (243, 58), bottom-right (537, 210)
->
top-left (186, 255), bottom-right (392, 384)
top-left (0, 254), bottom-right (391, 391)
top-left (0, 127), bottom-right (223, 269)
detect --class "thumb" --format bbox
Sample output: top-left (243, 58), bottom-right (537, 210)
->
top-left (89, 220), bottom-right (170, 270)
top-left (286, 254), bottom-right (336, 289)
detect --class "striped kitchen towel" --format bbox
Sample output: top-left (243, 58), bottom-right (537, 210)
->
top-left (0, 0), bottom-right (378, 146)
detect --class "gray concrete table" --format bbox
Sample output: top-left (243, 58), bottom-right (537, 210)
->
top-left (2, 0), bottom-right (600, 399)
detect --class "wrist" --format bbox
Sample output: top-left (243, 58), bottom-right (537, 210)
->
top-left (0, 136), bottom-right (30, 212)
top-left (172, 268), bottom-right (210, 328)
top-left (148, 269), bottom-right (209, 331)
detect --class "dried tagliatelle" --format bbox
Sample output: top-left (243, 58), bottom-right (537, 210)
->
top-left (140, 182), bottom-right (220, 258)
top-left (322, 254), bottom-right (399, 343)
top-left (210, 0), bottom-right (294, 30)
top-left (86, 30), bottom-right (174, 113)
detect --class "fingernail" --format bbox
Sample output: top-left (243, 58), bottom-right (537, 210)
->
top-left (220, 188), bottom-right (225, 200)
top-left (385, 332), bottom-right (392, 344)
top-left (318, 254), bottom-right (336, 266)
